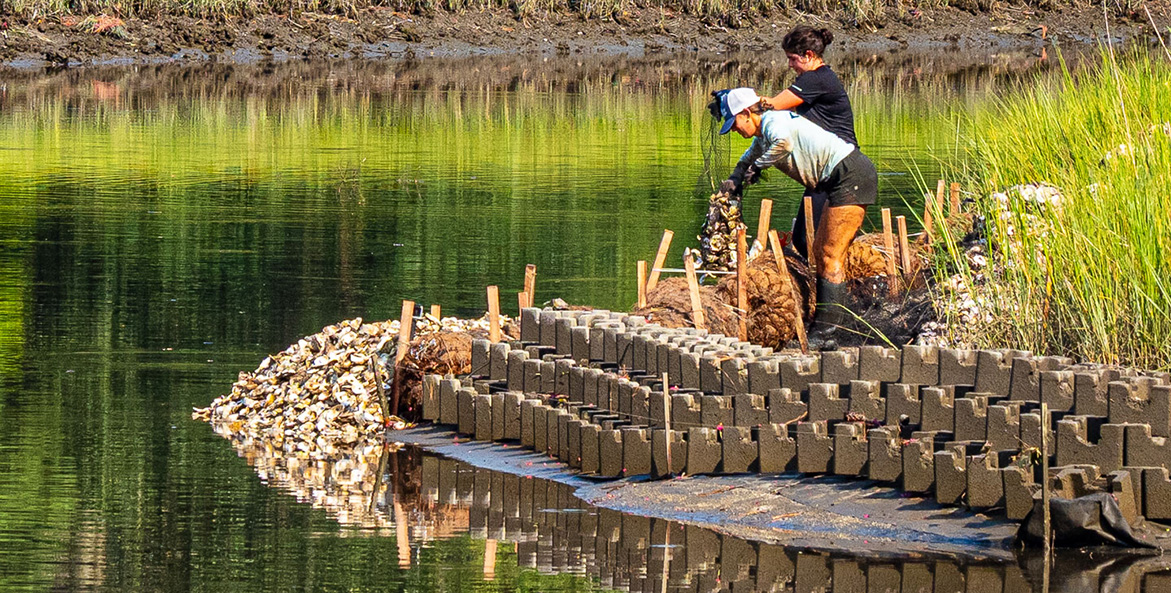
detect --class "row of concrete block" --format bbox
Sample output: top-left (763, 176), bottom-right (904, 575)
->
top-left (418, 456), bottom-right (1054, 593)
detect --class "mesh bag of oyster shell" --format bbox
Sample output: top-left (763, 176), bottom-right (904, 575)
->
top-left (715, 250), bottom-right (812, 348)
top-left (630, 276), bottom-right (739, 336)
top-left (699, 191), bottom-right (745, 273)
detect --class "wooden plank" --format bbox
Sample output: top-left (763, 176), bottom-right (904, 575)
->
top-left (803, 196), bottom-right (816, 275)
top-left (756, 198), bottom-right (773, 253)
top-left (392, 300), bottom-right (415, 416)
top-left (897, 216), bottom-right (912, 274)
top-left (922, 190), bottom-right (935, 245)
top-left (682, 249), bottom-right (706, 331)
top-left (430, 304), bottom-right (441, 320)
top-left (950, 182), bottom-right (962, 218)
top-left (882, 208), bottom-right (899, 296)
top-left (523, 264), bottom-right (537, 308)
top-left (637, 260), bottom-right (648, 308)
top-left (769, 229), bottom-right (807, 354)
top-left (487, 285), bottom-right (501, 343)
top-left (647, 229), bottom-right (674, 292)
top-left (736, 227), bottom-right (748, 342)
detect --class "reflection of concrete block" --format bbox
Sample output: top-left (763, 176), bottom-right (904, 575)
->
top-left (721, 426), bottom-right (758, 474)
top-left (757, 424), bottom-right (797, 473)
top-left (902, 435), bottom-right (937, 493)
top-left (621, 427), bottom-right (651, 476)
top-left (474, 394), bottom-right (493, 441)
top-left (868, 426), bottom-right (902, 483)
top-left (747, 359), bottom-right (781, 395)
top-left (859, 345), bottom-right (900, 383)
top-left (1040, 369), bottom-right (1075, 412)
top-left (975, 349), bottom-right (1029, 396)
top-left (934, 446), bottom-right (968, 505)
top-left (652, 429), bottom-right (688, 478)
top-left (687, 427), bottom-right (721, 475)
top-left (985, 404), bottom-right (1021, 453)
top-left (1124, 423), bottom-right (1171, 469)
top-left (1002, 466), bottom-right (1039, 520)
top-left (1057, 417), bottom-right (1124, 473)
top-left (920, 387), bottom-right (954, 432)
top-left (884, 383), bottom-right (920, 425)
top-left (733, 394), bottom-right (768, 428)
top-left (701, 395), bottom-right (734, 428)
top-left (940, 348), bottom-right (978, 387)
top-left (821, 347), bottom-right (859, 385)
top-left (520, 307), bottom-right (541, 342)
top-left (422, 374), bottom-right (441, 421)
top-left (833, 422), bottom-right (868, 476)
top-left (901, 345), bottom-right (939, 386)
top-left (780, 356), bottom-right (821, 394)
top-left (767, 388), bottom-right (807, 426)
top-left (847, 380), bottom-right (884, 422)
top-left (1142, 467), bottom-right (1171, 520)
top-left (809, 383), bottom-right (848, 423)
top-left (1109, 378), bottom-right (1171, 437)
top-left (598, 429), bottom-right (624, 478)
top-left (797, 421), bottom-right (833, 474)
top-left (954, 396), bottom-right (989, 442)
top-left (458, 388), bottom-right (478, 436)
top-left (721, 357), bottom-right (748, 395)
top-left (579, 423), bottom-right (601, 474)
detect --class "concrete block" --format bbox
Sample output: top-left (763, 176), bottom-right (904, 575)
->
top-left (1109, 378), bottom-right (1171, 437)
top-left (539, 360), bottom-right (556, 395)
top-left (566, 418), bottom-right (584, 468)
top-left (733, 394), bottom-right (768, 428)
top-left (557, 409), bottom-right (572, 461)
top-left (670, 393), bottom-right (701, 430)
top-left (652, 429), bottom-right (687, 478)
top-left (1108, 469), bottom-right (1140, 525)
top-left (939, 348), bottom-right (978, 387)
top-left (554, 317), bottom-right (577, 357)
top-left (680, 352), bottom-right (702, 390)
top-left (1142, 467), bottom-right (1171, 520)
top-left (567, 366), bottom-right (585, 403)
top-left (757, 423), bottom-right (798, 473)
top-left (632, 386), bottom-right (651, 427)
top-left (554, 358), bottom-right (575, 396)
top-left (1040, 370), bottom-right (1075, 412)
top-left (1051, 465), bottom-right (1101, 499)
top-left (687, 427), bottom-right (721, 475)
top-left (920, 387), bottom-right (954, 433)
top-left (846, 380), bottom-right (885, 422)
top-left (858, 345), bottom-right (901, 383)
top-left (833, 422), bottom-right (869, 476)
top-left (520, 307), bottom-right (542, 343)
top-left (532, 404), bottom-right (549, 453)
top-left (603, 325), bottom-right (624, 364)
top-left (458, 388), bottom-right (477, 436)
top-left (796, 421), bottom-right (833, 474)
top-left (934, 446), bottom-right (968, 506)
top-left (471, 378), bottom-right (491, 394)
top-left (599, 429), bottom-right (624, 478)
top-left (780, 356), bottom-right (821, 393)
top-left (520, 399), bottom-right (539, 448)
top-left (821, 347), bottom-right (859, 385)
top-left (879, 383), bottom-right (919, 426)
top-left (582, 368), bottom-right (602, 408)
top-left (700, 395), bottom-right (734, 428)
top-left (966, 452), bottom-right (1008, 509)
top-left (721, 357), bottom-right (748, 395)
top-left (1019, 411), bottom-right (1053, 457)
top-left (539, 310), bottom-right (560, 347)
top-left (487, 342), bottom-right (510, 381)
top-left (490, 393), bottom-right (506, 441)
top-left (1002, 465), bottom-right (1039, 520)
top-left (868, 426), bottom-right (903, 483)
top-left (617, 378), bottom-right (635, 419)
top-left (900, 345), bottom-right (939, 386)
top-left (474, 394), bottom-right (493, 441)
top-left (767, 388), bottom-right (808, 426)
top-left (439, 378), bottom-right (461, 426)
top-left (902, 435), bottom-right (936, 493)
top-left (985, 404), bottom-right (1022, 453)
top-left (1010, 355), bottom-right (1071, 402)
top-left (700, 355), bottom-right (724, 394)
top-left (523, 358), bottom-right (542, 394)
top-left (1056, 417), bottom-right (1124, 473)
top-left (631, 334), bottom-right (651, 373)
top-left (576, 423), bottom-right (602, 476)
top-left (502, 392), bottom-right (524, 440)
top-left (570, 326), bottom-right (591, 364)
top-left (589, 324), bottom-right (608, 362)
top-left (954, 396), bottom-right (989, 442)
top-left (601, 374), bottom-right (619, 413)
top-left (747, 359), bottom-right (781, 395)
top-left (808, 383), bottom-right (848, 422)
top-left (621, 426), bottom-right (652, 476)
top-left (422, 374), bottom-right (442, 421)
top-left (615, 330), bottom-right (635, 369)
top-left (507, 350), bottom-right (529, 392)
top-left (1075, 368), bottom-right (1123, 417)
top-left (1124, 423), bottom-right (1171, 468)
top-left (974, 349), bottom-right (1029, 396)
top-left (721, 426), bottom-right (758, 473)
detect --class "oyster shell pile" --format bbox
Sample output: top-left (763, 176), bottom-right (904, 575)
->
top-left (699, 191), bottom-right (745, 272)
top-left (193, 313), bottom-right (513, 458)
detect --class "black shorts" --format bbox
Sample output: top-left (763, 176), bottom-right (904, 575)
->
top-left (816, 150), bottom-right (877, 207)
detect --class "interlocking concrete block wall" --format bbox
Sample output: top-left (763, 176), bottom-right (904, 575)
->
top-left (868, 426), bottom-right (902, 483)
top-left (1109, 378), bottom-right (1171, 437)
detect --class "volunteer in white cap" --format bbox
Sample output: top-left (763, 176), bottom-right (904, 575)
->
top-left (714, 87), bottom-right (878, 341)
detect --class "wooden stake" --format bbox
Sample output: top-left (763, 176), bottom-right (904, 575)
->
top-left (897, 216), bottom-right (912, 274)
top-left (637, 260), bottom-right (648, 308)
top-left (662, 372), bottom-right (672, 477)
top-left (769, 229), bottom-right (807, 354)
top-left (487, 285), bottom-right (501, 343)
top-left (756, 198), bottom-right (773, 253)
top-left (682, 249), bottom-right (706, 331)
top-left (483, 539), bottom-right (497, 580)
top-left (922, 190), bottom-right (935, 245)
top-left (736, 227), bottom-right (748, 342)
top-left (882, 208), bottom-right (899, 296)
top-left (949, 182), bottom-right (962, 218)
top-left (803, 196), bottom-right (816, 274)
top-left (523, 264), bottom-right (536, 308)
top-left (1041, 402), bottom-right (1052, 558)
top-left (392, 299), bottom-right (414, 421)
top-left (430, 304), bottom-right (441, 319)
top-left (647, 229), bottom-right (674, 292)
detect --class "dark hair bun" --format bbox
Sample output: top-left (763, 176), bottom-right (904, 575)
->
top-left (818, 28), bottom-right (834, 46)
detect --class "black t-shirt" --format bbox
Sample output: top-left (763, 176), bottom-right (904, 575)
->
top-left (787, 65), bottom-right (858, 148)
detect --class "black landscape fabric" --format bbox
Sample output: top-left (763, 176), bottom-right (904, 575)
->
top-left (1016, 492), bottom-right (1158, 549)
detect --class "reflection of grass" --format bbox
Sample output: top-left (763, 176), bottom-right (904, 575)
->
top-left (934, 50), bottom-right (1171, 369)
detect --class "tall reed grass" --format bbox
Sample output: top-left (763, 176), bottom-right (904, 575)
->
top-left (934, 49), bottom-right (1171, 369)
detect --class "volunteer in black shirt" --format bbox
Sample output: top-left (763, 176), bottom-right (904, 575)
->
top-left (765, 26), bottom-right (858, 260)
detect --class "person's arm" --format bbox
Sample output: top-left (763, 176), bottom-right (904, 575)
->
top-left (765, 89), bottom-right (805, 111)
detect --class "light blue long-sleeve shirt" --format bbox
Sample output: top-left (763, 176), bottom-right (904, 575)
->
top-left (738, 110), bottom-right (856, 189)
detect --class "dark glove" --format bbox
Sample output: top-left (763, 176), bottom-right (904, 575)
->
top-left (707, 89), bottom-right (729, 120)
top-left (719, 178), bottom-right (739, 195)
top-left (721, 162), bottom-right (761, 196)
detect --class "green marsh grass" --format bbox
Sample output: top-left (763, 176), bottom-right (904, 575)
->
top-left (935, 50), bottom-right (1171, 369)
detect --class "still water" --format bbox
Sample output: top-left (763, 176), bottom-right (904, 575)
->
top-left (0, 51), bottom-right (1119, 591)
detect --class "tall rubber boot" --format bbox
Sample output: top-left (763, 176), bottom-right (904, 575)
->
top-left (808, 278), bottom-right (849, 350)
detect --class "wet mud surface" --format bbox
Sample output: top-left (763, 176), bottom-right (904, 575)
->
top-left (1, 5), bottom-right (1164, 68)
top-left (392, 424), bottom-right (1020, 562)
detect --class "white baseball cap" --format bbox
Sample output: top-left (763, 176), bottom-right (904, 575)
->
top-left (719, 87), bottom-right (761, 135)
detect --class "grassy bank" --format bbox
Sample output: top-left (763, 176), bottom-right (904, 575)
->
top-left (934, 48), bottom-right (1171, 369)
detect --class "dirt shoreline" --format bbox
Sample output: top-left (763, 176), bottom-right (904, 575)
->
top-left (1, 5), bottom-right (1164, 69)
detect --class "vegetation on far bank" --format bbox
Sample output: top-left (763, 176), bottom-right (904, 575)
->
top-left (933, 48), bottom-right (1171, 370)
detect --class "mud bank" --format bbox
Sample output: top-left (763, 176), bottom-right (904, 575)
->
top-left (1, 4), bottom-right (1163, 68)
top-left (393, 424), bottom-right (1021, 562)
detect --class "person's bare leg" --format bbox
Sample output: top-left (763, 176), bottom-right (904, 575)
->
top-left (814, 204), bottom-right (867, 283)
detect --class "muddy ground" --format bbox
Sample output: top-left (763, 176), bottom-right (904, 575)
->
top-left (1, 4), bottom-right (1167, 68)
